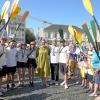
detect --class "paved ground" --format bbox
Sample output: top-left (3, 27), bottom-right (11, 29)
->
top-left (0, 71), bottom-right (97, 100)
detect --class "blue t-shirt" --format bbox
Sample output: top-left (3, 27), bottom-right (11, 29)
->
top-left (91, 50), bottom-right (100, 69)
top-left (69, 52), bottom-right (76, 60)
top-left (69, 48), bottom-right (77, 60)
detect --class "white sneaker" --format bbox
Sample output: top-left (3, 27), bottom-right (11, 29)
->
top-left (76, 81), bottom-right (79, 84)
top-left (64, 84), bottom-right (68, 89)
top-left (50, 80), bottom-right (55, 85)
top-left (60, 81), bottom-right (65, 86)
top-left (55, 81), bottom-right (59, 86)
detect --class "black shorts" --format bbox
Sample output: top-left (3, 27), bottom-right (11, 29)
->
top-left (59, 63), bottom-right (68, 75)
top-left (27, 58), bottom-right (37, 68)
top-left (17, 62), bottom-right (27, 68)
top-left (0, 65), bottom-right (7, 76)
top-left (87, 74), bottom-right (93, 82)
top-left (2, 66), bottom-right (16, 75)
top-left (0, 69), bottom-right (3, 77)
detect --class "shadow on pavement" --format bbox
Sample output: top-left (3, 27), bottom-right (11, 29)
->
top-left (7, 93), bottom-right (51, 100)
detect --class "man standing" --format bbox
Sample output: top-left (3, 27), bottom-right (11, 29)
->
top-left (50, 39), bottom-right (60, 85)
top-left (59, 39), bottom-right (70, 89)
top-left (3, 40), bottom-right (17, 90)
top-left (0, 38), bottom-right (7, 96)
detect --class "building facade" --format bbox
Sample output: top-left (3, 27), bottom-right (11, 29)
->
top-left (43, 24), bottom-right (83, 42)
top-left (7, 15), bottom-right (26, 43)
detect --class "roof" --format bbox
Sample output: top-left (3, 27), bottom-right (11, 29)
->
top-left (44, 24), bottom-right (83, 33)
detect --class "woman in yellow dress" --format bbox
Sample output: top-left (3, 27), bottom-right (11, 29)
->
top-left (36, 39), bottom-right (50, 86)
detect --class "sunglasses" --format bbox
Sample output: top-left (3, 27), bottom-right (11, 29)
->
top-left (30, 44), bottom-right (35, 45)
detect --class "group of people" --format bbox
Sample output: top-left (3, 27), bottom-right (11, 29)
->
top-left (0, 38), bottom-right (37, 96)
top-left (0, 37), bottom-right (100, 98)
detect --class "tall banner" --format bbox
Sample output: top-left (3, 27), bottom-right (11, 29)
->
top-left (90, 20), bottom-right (97, 41)
top-left (59, 28), bottom-right (63, 39)
top-left (82, 0), bottom-right (94, 16)
top-left (82, 22), bottom-right (93, 44)
top-left (0, 0), bottom-right (10, 25)
top-left (82, 0), bottom-right (100, 35)
top-left (10, 0), bottom-right (20, 16)
top-left (68, 26), bottom-right (82, 44)
top-left (1, 0), bottom-right (10, 19)
top-left (10, 7), bottom-right (21, 20)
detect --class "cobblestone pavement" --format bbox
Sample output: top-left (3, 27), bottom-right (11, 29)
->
top-left (0, 76), bottom-right (96, 100)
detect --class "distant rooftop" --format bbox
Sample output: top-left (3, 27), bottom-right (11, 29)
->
top-left (44, 24), bottom-right (83, 33)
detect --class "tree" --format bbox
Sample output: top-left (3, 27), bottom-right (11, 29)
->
top-left (25, 28), bottom-right (35, 44)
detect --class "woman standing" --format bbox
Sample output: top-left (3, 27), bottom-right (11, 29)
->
top-left (89, 44), bottom-right (100, 97)
top-left (68, 44), bottom-right (77, 78)
top-left (37, 39), bottom-right (50, 87)
top-left (27, 41), bottom-right (37, 87)
top-left (17, 43), bottom-right (28, 86)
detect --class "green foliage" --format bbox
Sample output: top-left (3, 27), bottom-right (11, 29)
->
top-left (25, 28), bottom-right (35, 43)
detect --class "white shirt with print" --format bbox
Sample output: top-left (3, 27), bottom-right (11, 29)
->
top-left (50, 45), bottom-right (60, 63)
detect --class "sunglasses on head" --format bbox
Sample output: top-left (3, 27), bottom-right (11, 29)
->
top-left (30, 43), bottom-right (35, 45)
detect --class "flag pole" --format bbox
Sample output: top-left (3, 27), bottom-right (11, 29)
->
top-left (93, 16), bottom-right (100, 35)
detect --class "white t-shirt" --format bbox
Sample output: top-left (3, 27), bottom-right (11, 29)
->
top-left (50, 45), bottom-right (59, 63)
top-left (88, 69), bottom-right (93, 75)
top-left (81, 61), bottom-right (88, 73)
top-left (88, 51), bottom-right (93, 55)
top-left (59, 46), bottom-right (70, 64)
top-left (6, 47), bottom-right (17, 67)
top-left (78, 61), bottom-right (83, 69)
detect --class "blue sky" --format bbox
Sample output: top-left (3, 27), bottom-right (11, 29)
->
top-left (0, 0), bottom-right (100, 29)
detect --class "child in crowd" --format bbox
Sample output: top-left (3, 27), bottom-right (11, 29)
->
top-left (80, 57), bottom-right (89, 88)
top-left (27, 41), bottom-right (37, 87)
top-left (3, 40), bottom-right (17, 90)
top-left (17, 43), bottom-right (28, 86)
top-left (86, 50), bottom-right (94, 93)
top-left (0, 38), bottom-right (7, 96)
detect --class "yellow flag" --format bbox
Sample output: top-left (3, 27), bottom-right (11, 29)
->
top-left (10, 0), bottom-right (20, 16)
top-left (74, 29), bottom-right (82, 44)
top-left (10, 7), bottom-right (21, 20)
top-left (68, 26), bottom-right (82, 44)
top-left (68, 26), bottom-right (75, 37)
top-left (82, 0), bottom-right (94, 16)
top-left (1, 0), bottom-right (10, 19)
